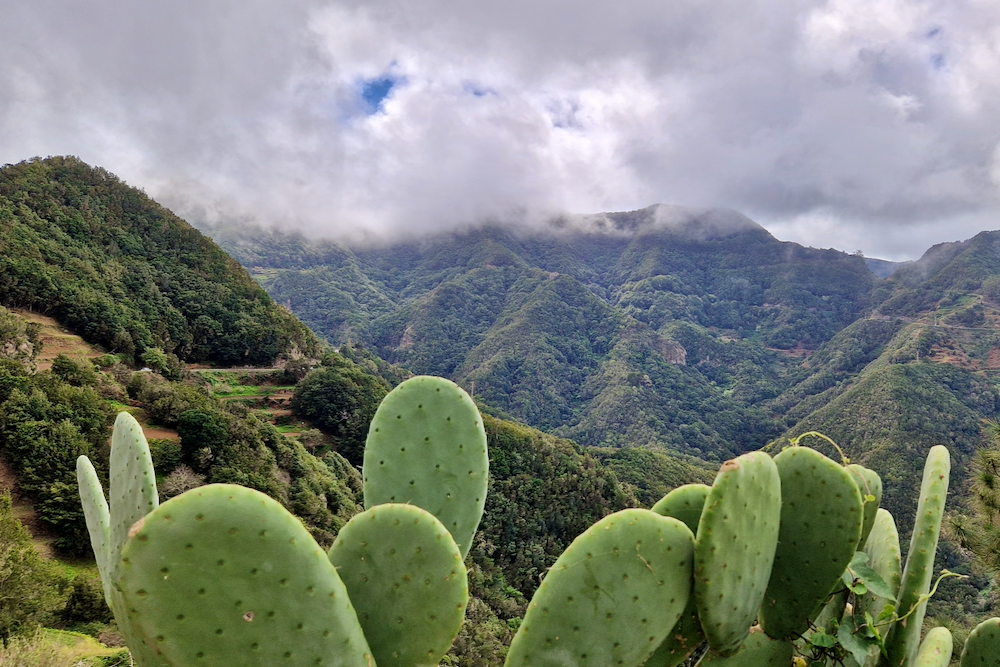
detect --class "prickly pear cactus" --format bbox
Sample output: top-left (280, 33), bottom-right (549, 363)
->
top-left (913, 627), bottom-right (952, 667)
top-left (848, 463), bottom-right (883, 548)
top-left (505, 509), bottom-right (694, 667)
top-left (77, 412), bottom-right (169, 667)
top-left (696, 630), bottom-right (793, 666)
top-left (364, 375), bottom-right (488, 558)
top-left (651, 484), bottom-right (710, 533)
top-left (646, 484), bottom-right (711, 667)
top-left (695, 451), bottom-right (781, 656)
top-left (862, 508), bottom-right (901, 621)
top-left (761, 446), bottom-right (863, 640)
top-left (118, 484), bottom-right (374, 667)
top-left (76, 456), bottom-right (112, 602)
top-left (328, 503), bottom-right (468, 667)
top-left (108, 411), bottom-right (158, 582)
top-left (882, 445), bottom-right (950, 667)
top-left (960, 617), bottom-right (1000, 667)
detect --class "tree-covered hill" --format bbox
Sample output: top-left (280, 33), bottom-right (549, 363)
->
top-left (204, 209), bottom-right (882, 456)
top-left (0, 157), bottom-right (320, 366)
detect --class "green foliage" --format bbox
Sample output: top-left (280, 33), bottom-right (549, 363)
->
top-left (291, 352), bottom-right (390, 466)
top-left (0, 492), bottom-right (66, 641)
top-left (0, 305), bottom-right (38, 369)
top-left (589, 447), bottom-right (715, 507)
top-left (0, 156), bottom-right (319, 365)
top-left (60, 574), bottom-right (112, 627)
top-left (50, 355), bottom-right (97, 388)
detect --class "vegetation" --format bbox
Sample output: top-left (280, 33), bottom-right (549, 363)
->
top-left (0, 157), bottom-right (320, 365)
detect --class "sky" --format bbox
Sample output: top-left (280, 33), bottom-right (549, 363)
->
top-left (2, 0), bottom-right (1000, 260)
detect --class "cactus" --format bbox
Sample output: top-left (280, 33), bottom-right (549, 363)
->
top-left (77, 412), bottom-right (168, 667)
top-left (118, 483), bottom-right (374, 667)
top-left (695, 451), bottom-right (781, 655)
top-left (76, 456), bottom-right (112, 603)
top-left (108, 412), bottom-right (159, 582)
top-left (328, 503), bottom-right (468, 667)
top-left (862, 508), bottom-right (901, 621)
top-left (913, 627), bottom-right (952, 667)
top-left (645, 484), bottom-right (710, 667)
top-left (881, 445), bottom-right (950, 667)
top-left (697, 630), bottom-right (794, 666)
top-left (848, 464), bottom-right (883, 548)
top-left (363, 375), bottom-right (488, 559)
top-left (960, 617), bottom-right (1000, 666)
top-left (761, 446), bottom-right (863, 640)
top-left (504, 509), bottom-right (694, 667)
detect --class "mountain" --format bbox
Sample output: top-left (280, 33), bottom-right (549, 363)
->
top-left (204, 206), bottom-right (881, 459)
top-left (0, 157), bottom-right (320, 365)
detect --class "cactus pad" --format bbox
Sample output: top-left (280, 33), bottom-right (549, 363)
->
top-left (118, 484), bottom-right (374, 667)
top-left (328, 503), bottom-right (468, 667)
top-left (651, 484), bottom-right (710, 533)
top-left (505, 509), bottom-right (694, 667)
top-left (76, 456), bottom-right (112, 603)
top-left (862, 508), bottom-right (901, 620)
top-left (914, 627), bottom-right (952, 667)
top-left (760, 446), bottom-right (863, 640)
top-left (646, 484), bottom-right (711, 667)
top-left (364, 376), bottom-right (488, 559)
top-left (694, 451), bottom-right (781, 655)
top-left (109, 412), bottom-right (158, 582)
top-left (883, 446), bottom-right (950, 667)
top-left (848, 463), bottom-right (883, 548)
top-left (960, 617), bottom-right (1000, 667)
top-left (696, 630), bottom-right (793, 666)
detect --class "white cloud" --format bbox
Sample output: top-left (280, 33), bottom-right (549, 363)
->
top-left (2, 0), bottom-right (1000, 258)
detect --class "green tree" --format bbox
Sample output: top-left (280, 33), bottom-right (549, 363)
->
top-left (291, 354), bottom-right (390, 466)
top-left (0, 491), bottom-right (66, 641)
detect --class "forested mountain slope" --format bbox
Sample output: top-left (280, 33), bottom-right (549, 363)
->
top-left (0, 157), bottom-right (319, 365)
top-left (206, 207), bottom-right (881, 459)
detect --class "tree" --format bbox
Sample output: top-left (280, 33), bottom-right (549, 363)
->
top-left (0, 491), bottom-right (65, 641)
top-left (291, 355), bottom-right (390, 466)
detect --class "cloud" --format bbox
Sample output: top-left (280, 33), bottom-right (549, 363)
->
top-left (2, 0), bottom-right (999, 258)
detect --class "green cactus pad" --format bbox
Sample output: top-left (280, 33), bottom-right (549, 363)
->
top-left (960, 617), bottom-right (1000, 667)
top-left (109, 412), bottom-right (158, 583)
top-left (883, 446), bottom-right (950, 667)
top-left (862, 508), bottom-right (901, 620)
top-left (651, 484), bottom-right (711, 533)
top-left (77, 456), bottom-right (112, 603)
top-left (505, 509), bottom-right (694, 667)
top-left (364, 375), bottom-right (488, 559)
top-left (694, 451), bottom-right (781, 655)
top-left (118, 484), bottom-right (374, 667)
top-left (760, 446), bottom-right (863, 640)
top-left (646, 484), bottom-right (711, 667)
top-left (848, 464), bottom-right (883, 549)
top-left (697, 630), bottom-right (793, 666)
top-left (914, 627), bottom-right (952, 667)
top-left (328, 503), bottom-right (468, 667)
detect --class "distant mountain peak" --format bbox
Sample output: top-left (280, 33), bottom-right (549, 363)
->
top-left (550, 204), bottom-right (769, 240)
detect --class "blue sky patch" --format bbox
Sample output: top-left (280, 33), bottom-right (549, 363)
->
top-left (360, 75), bottom-right (401, 114)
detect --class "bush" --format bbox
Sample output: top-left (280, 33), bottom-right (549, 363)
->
top-left (60, 574), bottom-right (112, 626)
top-left (0, 492), bottom-right (67, 641)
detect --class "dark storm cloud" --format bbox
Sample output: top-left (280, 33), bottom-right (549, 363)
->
top-left (2, 0), bottom-right (999, 258)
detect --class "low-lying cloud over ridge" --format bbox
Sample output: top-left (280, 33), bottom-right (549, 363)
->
top-left (3, 0), bottom-right (1000, 259)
